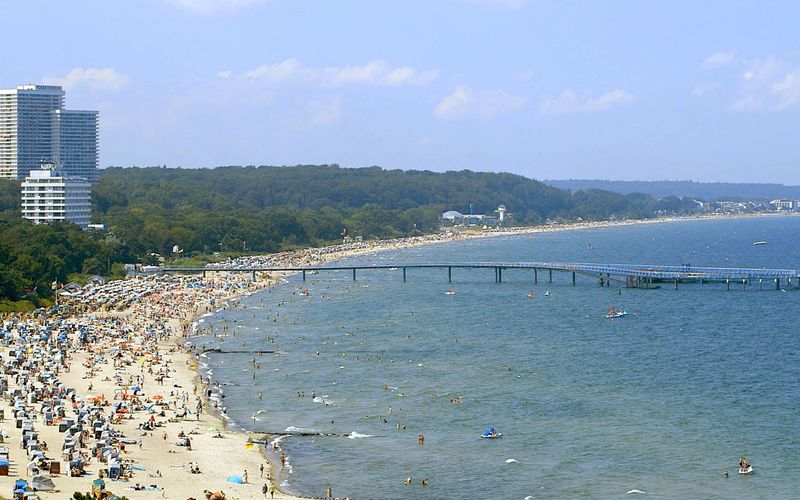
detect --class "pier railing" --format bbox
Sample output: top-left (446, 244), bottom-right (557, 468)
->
top-left (161, 261), bottom-right (800, 289)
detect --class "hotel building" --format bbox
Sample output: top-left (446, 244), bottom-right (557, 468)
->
top-left (21, 165), bottom-right (91, 228)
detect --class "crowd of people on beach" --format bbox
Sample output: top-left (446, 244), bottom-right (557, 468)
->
top-left (0, 270), bottom-right (288, 499)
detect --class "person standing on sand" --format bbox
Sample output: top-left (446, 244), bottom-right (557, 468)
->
top-left (325, 485), bottom-right (333, 499)
top-left (262, 483), bottom-right (268, 497)
top-left (268, 483), bottom-right (275, 499)
top-left (260, 463), bottom-right (264, 477)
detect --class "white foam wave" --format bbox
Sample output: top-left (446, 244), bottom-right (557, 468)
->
top-left (347, 431), bottom-right (374, 439)
top-left (284, 426), bottom-right (316, 433)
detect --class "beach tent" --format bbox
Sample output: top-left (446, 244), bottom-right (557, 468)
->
top-left (30, 474), bottom-right (55, 491)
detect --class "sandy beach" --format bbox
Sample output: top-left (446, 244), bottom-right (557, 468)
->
top-left (0, 275), bottom-right (301, 500)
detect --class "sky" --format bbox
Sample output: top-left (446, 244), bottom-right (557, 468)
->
top-left (2, 0), bottom-right (799, 183)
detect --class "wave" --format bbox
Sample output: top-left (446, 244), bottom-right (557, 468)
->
top-left (284, 426), bottom-right (317, 433)
top-left (347, 431), bottom-right (374, 439)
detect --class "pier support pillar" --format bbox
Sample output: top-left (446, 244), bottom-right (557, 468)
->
top-left (252, 270), bottom-right (257, 281)
top-left (674, 279), bottom-right (678, 290)
top-left (759, 278), bottom-right (762, 290)
top-left (403, 267), bottom-right (406, 282)
top-left (302, 270), bottom-right (306, 281)
top-left (353, 268), bottom-right (356, 281)
top-left (202, 270), bottom-right (206, 278)
top-left (534, 268), bottom-right (538, 284)
top-left (726, 279), bottom-right (730, 291)
top-left (498, 267), bottom-right (503, 283)
top-left (549, 269), bottom-right (553, 283)
top-left (776, 278), bottom-right (780, 290)
top-left (572, 272), bottom-right (576, 286)
top-left (448, 266), bottom-right (452, 283)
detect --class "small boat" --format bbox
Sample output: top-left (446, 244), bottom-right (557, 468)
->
top-left (605, 306), bottom-right (628, 319)
top-left (527, 291), bottom-right (535, 298)
top-left (544, 291), bottom-right (551, 296)
top-left (738, 465), bottom-right (753, 475)
top-left (388, 267), bottom-right (399, 271)
top-left (753, 241), bottom-right (767, 246)
top-left (481, 426), bottom-right (502, 439)
top-left (445, 290), bottom-right (457, 295)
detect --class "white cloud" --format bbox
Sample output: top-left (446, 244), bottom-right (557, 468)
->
top-left (167, 0), bottom-right (267, 14)
top-left (771, 70), bottom-right (800, 109)
top-left (739, 56), bottom-right (783, 83)
top-left (434, 86), bottom-right (526, 119)
top-left (228, 59), bottom-right (438, 87)
top-left (729, 56), bottom-right (800, 111)
top-left (702, 51), bottom-right (736, 69)
top-left (42, 67), bottom-right (128, 92)
top-left (539, 89), bottom-right (635, 115)
top-left (216, 70), bottom-right (233, 79)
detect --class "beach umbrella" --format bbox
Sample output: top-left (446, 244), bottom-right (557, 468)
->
top-left (226, 475), bottom-right (244, 484)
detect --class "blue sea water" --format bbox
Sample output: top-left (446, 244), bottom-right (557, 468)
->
top-left (193, 216), bottom-right (800, 499)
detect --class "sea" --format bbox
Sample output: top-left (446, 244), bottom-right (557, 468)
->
top-left (191, 216), bottom-right (800, 499)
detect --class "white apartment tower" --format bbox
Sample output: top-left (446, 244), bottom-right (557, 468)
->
top-left (0, 84), bottom-right (98, 182)
top-left (21, 165), bottom-right (91, 228)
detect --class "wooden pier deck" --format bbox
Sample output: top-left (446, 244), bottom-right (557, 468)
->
top-left (162, 261), bottom-right (800, 290)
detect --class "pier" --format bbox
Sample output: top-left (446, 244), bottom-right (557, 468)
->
top-left (162, 261), bottom-right (800, 290)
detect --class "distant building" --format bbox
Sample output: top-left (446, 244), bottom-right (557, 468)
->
top-left (441, 210), bottom-right (465, 224)
top-left (770, 199), bottom-right (794, 211)
top-left (21, 165), bottom-right (91, 228)
top-left (441, 209), bottom-right (500, 227)
top-left (0, 84), bottom-right (98, 181)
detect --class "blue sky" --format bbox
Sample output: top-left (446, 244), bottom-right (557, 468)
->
top-left (2, 0), bottom-right (799, 183)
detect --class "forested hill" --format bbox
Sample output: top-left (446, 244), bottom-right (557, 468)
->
top-left (95, 165), bottom-right (571, 217)
top-left (89, 164), bottom-right (700, 256)
top-left (544, 179), bottom-right (800, 200)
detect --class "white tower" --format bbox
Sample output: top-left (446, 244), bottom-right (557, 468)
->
top-left (497, 205), bottom-right (507, 224)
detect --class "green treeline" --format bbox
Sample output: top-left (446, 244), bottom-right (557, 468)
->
top-left (0, 165), bottom-right (702, 305)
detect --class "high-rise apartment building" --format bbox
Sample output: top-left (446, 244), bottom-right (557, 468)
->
top-left (21, 165), bottom-right (91, 228)
top-left (0, 84), bottom-right (98, 182)
top-left (54, 109), bottom-right (99, 181)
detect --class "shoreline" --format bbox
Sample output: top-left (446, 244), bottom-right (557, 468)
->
top-left (1, 211), bottom-right (791, 499)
